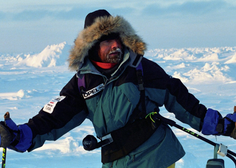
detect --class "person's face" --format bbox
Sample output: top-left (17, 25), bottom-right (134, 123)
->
top-left (98, 38), bottom-right (123, 63)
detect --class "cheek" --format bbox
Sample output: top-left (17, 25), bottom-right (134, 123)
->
top-left (98, 48), bottom-right (108, 61)
top-left (99, 45), bottom-right (109, 55)
top-left (99, 48), bottom-right (105, 57)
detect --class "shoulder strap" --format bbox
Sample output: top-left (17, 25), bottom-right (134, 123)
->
top-left (78, 75), bottom-right (85, 92)
top-left (136, 61), bottom-right (144, 89)
top-left (127, 62), bottom-right (146, 123)
top-left (136, 62), bottom-right (146, 113)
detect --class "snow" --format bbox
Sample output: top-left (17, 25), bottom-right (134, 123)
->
top-left (0, 90), bottom-right (24, 100)
top-left (1, 43), bottom-right (236, 168)
top-left (14, 42), bottom-right (69, 68)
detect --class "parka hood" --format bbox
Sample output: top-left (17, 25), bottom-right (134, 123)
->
top-left (68, 13), bottom-right (146, 71)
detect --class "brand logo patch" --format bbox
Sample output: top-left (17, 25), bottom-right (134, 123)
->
top-left (43, 96), bottom-right (66, 113)
top-left (82, 83), bottom-right (104, 99)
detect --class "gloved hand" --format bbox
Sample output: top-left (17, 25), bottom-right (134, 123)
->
top-left (202, 108), bottom-right (236, 138)
top-left (0, 112), bottom-right (32, 152)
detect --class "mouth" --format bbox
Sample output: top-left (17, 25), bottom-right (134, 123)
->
top-left (108, 48), bottom-right (122, 57)
top-left (106, 48), bottom-right (122, 63)
top-left (109, 51), bottom-right (121, 57)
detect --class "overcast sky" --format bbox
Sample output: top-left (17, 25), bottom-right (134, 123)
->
top-left (1, 0), bottom-right (236, 53)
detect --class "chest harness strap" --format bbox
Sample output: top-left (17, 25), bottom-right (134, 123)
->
top-left (78, 62), bottom-right (160, 163)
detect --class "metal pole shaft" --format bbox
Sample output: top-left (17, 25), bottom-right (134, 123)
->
top-left (2, 148), bottom-right (6, 168)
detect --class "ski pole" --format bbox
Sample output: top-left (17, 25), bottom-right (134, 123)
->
top-left (155, 112), bottom-right (236, 166)
top-left (1, 148), bottom-right (6, 168)
top-left (2, 112), bottom-right (10, 168)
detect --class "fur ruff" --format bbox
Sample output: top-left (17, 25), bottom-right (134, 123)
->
top-left (68, 15), bottom-right (146, 71)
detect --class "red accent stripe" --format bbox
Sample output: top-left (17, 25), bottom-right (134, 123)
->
top-left (91, 60), bottom-right (117, 69)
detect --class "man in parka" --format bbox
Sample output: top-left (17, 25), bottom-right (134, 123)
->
top-left (0, 9), bottom-right (236, 168)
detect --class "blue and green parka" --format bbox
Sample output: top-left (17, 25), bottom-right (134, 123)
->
top-left (26, 13), bottom-right (207, 168)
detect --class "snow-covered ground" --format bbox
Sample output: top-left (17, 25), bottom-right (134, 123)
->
top-left (0, 42), bottom-right (236, 167)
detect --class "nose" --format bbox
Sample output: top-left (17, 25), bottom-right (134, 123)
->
top-left (110, 39), bottom-right (121, 50)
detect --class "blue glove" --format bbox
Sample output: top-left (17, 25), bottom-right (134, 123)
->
top-left (202, 108), bottom-right (236, 136)
top-left (0, 114), bottom-right (32, 152)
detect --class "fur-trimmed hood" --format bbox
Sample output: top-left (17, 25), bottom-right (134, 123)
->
top-left (68, 15), bottom-right (146, 71)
